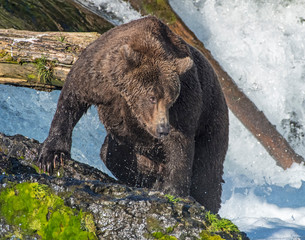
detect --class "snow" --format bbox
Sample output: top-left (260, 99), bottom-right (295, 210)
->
top-left (1, 0), bottom-right (305, 238)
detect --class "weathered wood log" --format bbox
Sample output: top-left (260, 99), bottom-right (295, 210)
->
top-left (0, 0), bottom-right (112, 90)
top-left (127, 0), bottom-right (304, 169)
top-left (0, 29), bottom-right (100, 89)
top-left (0, 29), bottom-right (101, 64)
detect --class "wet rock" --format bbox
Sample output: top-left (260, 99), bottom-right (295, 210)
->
top-left (0, 133), bottom-right (114, 182)
top-left (0, 133), bottom-right (249, 239)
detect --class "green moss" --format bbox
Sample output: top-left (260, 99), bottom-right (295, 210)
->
top-left (32, 56), bottom-right (63, 87)
top-left (31, 164), bottom-right (42, 174)
top-left (63, 44), bottom-right (81, 54)
top-left (4, 55), bottom-right (18, 64)
top-left (165, 226), bottom-right (174, 233)
top-left (49, 78), bottom-right (64, 88)
top-left (146, 217), bottom-right (178, 239)
top-left (204, 211), bottom-right (239, 237)
top-left (164, 194), bottom-right (181, 203)
top-left (0, 49), bottom-right (8, 58)
top-left (57, 36), bottom-right (66, 43)
top-left (152, 231), bottom-right (177, 239)
top-left (0, 52), bottom-right (25, 64)
top-left (199, 231), bottom-right (224, 240)
top-left (142, 0), bottom-right (176, 24)
top-left (34, 56), bottom-right (57, 84)
top-left (27, 74), bottom-right (37, 81)
top-left (82, 213), bottom-right (96, 233)
top-left (0, 182), bottom-right (97, 239)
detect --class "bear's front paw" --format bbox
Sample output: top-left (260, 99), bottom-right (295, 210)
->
top-left (37, 149), bottom-right (67, 175)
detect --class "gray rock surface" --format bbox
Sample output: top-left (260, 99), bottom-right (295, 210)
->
top-left (0, 133), bottom-right (248, 239)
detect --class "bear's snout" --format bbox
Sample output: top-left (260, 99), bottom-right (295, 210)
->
top-left (156, 118), bottom-right (170, 138)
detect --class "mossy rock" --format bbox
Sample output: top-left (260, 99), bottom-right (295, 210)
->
top-left (0, 0), bottom-right (113, 33)
top-left (0, 182), bottom-right (97, 239)
top-left (0, 133), bottom-right (249, 239)
top-left (142, 0), bottom-right (176, 24)
top-left (127, 0), bottom-right (176, 24)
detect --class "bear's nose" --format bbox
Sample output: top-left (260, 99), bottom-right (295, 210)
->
top-left (157, 122), bottom-right (170, 137)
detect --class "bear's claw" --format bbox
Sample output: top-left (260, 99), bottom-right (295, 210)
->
top-left (37, 151), bottom-right (66, 175)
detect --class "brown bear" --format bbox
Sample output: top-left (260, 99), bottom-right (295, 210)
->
top-left (38, 16), bottom-right (229, 213)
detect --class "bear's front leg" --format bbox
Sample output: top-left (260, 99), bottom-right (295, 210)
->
top-left (38, 90), bottom-right (89, 173)
top-left (154, 132), bottom-right (195, 197)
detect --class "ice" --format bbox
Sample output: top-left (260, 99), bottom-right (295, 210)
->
top-left (1, 0), bottom-right (305, 238)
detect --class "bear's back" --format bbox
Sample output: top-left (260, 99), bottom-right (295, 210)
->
top-left (80, 16), bottom-right (190, 63)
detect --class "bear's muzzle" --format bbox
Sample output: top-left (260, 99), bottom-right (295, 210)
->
top-left (156, 118), bottom-right (170, 138)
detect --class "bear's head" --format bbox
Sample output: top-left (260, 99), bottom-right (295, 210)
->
top-left (110, 36), bottom-right (193, 139)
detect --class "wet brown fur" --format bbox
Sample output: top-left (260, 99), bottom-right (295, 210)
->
top-left (38, 16), bottom-right (229, 213)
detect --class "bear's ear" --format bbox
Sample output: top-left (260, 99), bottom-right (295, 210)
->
top-left (120, 44), bottom-right (140, 67)
top-left (175, 57), bottom-right (193, 75)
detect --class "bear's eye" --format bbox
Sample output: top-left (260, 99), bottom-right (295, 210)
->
top-left (149, 96), bottom-right (157, 104)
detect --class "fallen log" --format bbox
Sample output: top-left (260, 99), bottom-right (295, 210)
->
top-left (0, 29), bottom-right (100, 89)
top-left (0, 0), bottom-right (112, 89)
top-left (127, 0), bottom-right (304, 169)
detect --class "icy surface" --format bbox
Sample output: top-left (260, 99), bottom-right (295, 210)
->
top-left (1, 0), bottom-right (305, 238)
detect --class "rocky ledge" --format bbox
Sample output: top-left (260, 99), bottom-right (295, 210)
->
top-left (0, 133), bottom-right (248, 239)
